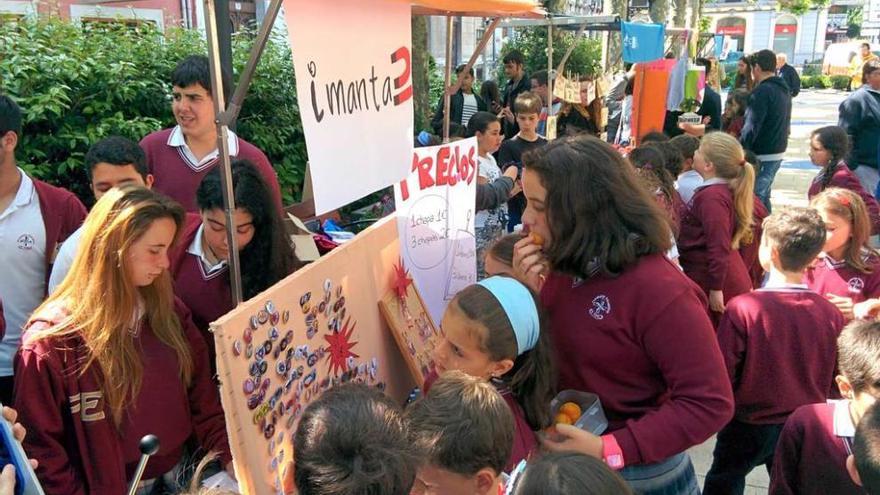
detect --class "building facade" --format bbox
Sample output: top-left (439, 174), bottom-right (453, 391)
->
top-left (0, 0), bottom-right (271, 32)
top-left (705, 0), bottom-right (871, 64)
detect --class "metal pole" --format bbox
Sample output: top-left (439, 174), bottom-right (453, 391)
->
top-left (445, 17), bottom-right (502, 96)
top-left (811, 8), bottom-right (820, 65)
top-left (214, 0), bottom-right (234, 107)
top-left (221, 0), bottom-right (283, 126)
top-left (547, 17), bottom-right (554, 118)
top-left (205, 0), bottom-right (244, 305)
top-left (443, 15), bottom-right (453, 142)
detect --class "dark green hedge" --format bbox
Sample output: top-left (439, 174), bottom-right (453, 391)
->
top-left (0, 18), bottom-right (306, 205)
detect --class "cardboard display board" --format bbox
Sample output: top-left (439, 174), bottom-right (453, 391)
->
top-left (378, 264), bottom-right (441, 385)
top-left (211, 217), bottom-right (413, 495)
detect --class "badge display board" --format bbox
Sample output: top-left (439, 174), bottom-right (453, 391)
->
top-left (378, 264), bottom-right (442, 385)
top-left (212, 217), bottom-right (414, 495)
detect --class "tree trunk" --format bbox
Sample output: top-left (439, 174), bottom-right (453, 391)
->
top-left (411, 15), bottom-right (431, 132)
top-left (650, 0), bottom-right (669, 25)
top-left (608, 0), bottom-right (628, 70)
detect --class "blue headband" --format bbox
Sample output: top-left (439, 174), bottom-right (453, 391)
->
top-left (477, 277), bottom-right (540, 356)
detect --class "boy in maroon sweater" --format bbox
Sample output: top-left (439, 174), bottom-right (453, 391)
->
top-left (705, 207), bottom-right (845, 494)
top-left (140, 55), bottom-right (282, 212)
top-left (0, 95), bottom-right (86, 405)
top-left (770, 319), bottom-right (880, 495)
top-left (851, 402), bottom-right (880, 494)
top-left (407, 371), bottom-right (514, 495)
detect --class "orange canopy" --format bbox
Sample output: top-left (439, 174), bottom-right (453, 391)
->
top-left (409, 0), bottom-right (545, 18)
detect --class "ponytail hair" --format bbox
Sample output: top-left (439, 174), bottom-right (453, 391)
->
top-left (811, 188), bottom-right (877, 273)
top-left (699, 132), bottom-right (755, 248)
top-left (453, 280), bottom-right (556, 430)
top-left (811, 126), bottom-right (851, 189)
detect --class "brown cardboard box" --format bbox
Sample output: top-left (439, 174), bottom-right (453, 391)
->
top-left (284, 213), bottom-right (321, 262)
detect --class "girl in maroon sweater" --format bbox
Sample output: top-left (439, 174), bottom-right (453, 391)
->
top-left (14, 186), bottom-right (232, 495)
top-left (678, 132), bottom-right (756, 318)
top-left (430, 277), bottom-right (555, 472)
top-left (806, 188), bottom-right (880, 320)
top-left (170, 159), bottom-right (299, 363)
top-left (513, 135), bottom-right (733, 494)
top-left (808, 126), bottom-right (880, 234)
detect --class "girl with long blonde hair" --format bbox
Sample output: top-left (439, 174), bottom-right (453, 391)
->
top-left (14, 185), bottom-right (232, 495)
top-left (678, 132), bottom-right (756, 320)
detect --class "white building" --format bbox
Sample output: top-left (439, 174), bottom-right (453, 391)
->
top-left (704, 0), bottom-right (866, 64)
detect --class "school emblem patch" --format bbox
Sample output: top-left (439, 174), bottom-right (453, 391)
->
top-left (848, 277), bottom-right (865, 293)
top-left (16, 233), bottom-right (35, 250)
top-left (589, 295), bottom-right (611, 320)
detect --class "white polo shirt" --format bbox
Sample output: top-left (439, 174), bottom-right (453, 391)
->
top-left (188, 224), bottom-right (227, 277)
top-left (48, 225), bottom-right (83, 294)
top-left (167, 125), bottom-right (240, 172)
top-left (0, 169), bottom-right (46, 376)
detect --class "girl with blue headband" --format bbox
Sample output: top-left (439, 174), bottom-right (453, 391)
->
top-left (429, 275), bottom-right (556, 472)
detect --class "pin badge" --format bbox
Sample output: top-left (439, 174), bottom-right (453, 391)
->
top-left (243, 328), bottom-right (253, 344)
top-left (282, 309), bottom-right (290, 323)
top-left (266, 301), bottom-right (276, 314)
top-left (232, 340), bottom-right (242, 356)
top-left (243, 378), bottom-right (255, 394)
top-left (245, 342), bottom-right (254, 359)
top-left (257, 310), bottom-right (269, 325)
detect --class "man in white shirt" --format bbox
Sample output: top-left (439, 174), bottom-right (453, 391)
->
top-left (0, 95), bottom-right (86, 404)
top-left (48, 136), bottom-right (154, 293)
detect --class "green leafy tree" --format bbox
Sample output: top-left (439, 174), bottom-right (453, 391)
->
top-left (497, 28), bottom-right (603, 82)
top-left (0, 18), bottom-right (306, 205)
top-left (778, 0), bottom-right (829, 17)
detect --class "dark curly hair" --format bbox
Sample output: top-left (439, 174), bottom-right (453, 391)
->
top-left (196, 159), bottom-right (299, 299)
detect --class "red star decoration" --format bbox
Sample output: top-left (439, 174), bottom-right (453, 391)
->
top-left (393, 260), bottom-right (413, 300)
top-left (324, 316), bottom-right (359, 376)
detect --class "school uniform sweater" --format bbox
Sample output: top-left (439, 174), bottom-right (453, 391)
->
top-left (808, 162), bottom-right (880, 235)
top-left (169, 214), bottom-right (232, 363)
top-left (716, 286), bottom-right (844, 425)
top-left (769, 401), bottom-right (865, 495)
top-left (804, 252), bottom-right (880, 304)
top-left (678, 182), bottom-right (752, 300)
top-left (423, 370), bottom-right (536, 472)
top-left (140, 127), bottom-right (283, 213)
top-left (32, 180), bottom-right (88, 291)
top-left (540, 254), bottom-right (734, 466)
top-left (13, 298), bottom-right (230, 495)
top-left (739, 196), bottom-right (769, 289)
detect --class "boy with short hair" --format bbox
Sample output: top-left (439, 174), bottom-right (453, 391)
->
top-left (704, 207), bottom-right (846, 494)
top-left (769, 319), bottom-right (880, 495)
top-left (497, 91), bottom-right (547, 232)
top-left (850, 402), bottom-right (880, 494)
top-left (669, 134), bottom-right (702, 204)
top-left (48, 136), bottom-right (154, 293)
top-left (292, 382), bottom-right (419, 495)
top-left (140, 55), bottom-right (282, 212)
top-left (406, 370), bottom-right (515, 495)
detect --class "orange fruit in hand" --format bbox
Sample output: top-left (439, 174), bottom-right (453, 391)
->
top-left (560, 402), bottom-right (582, 422)
top-left (530, 232), bottom-right (544, 246)
top-left (554, 413), bottom-right (573, 425)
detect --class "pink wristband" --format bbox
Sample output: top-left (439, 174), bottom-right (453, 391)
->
top-left (601, 434), bottom-right (625, 470)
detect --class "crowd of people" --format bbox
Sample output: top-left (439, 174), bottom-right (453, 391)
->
top-left (2, 42), bottom-right (880, 495)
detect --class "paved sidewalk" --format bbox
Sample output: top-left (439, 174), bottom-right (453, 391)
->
top-left (685, 89), bottom-right (833, 494)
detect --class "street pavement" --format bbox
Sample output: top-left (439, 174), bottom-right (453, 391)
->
top-left (685, 87), bottom-right (849, 494)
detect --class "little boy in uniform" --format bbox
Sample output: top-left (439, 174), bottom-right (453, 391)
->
top-left (851, 402), bottom-right (880, 494)
top-left (770, 319), bottom-right (880, 494)
top-left (704, 208), bottom-right (846, 494)
top-left (407, 370), bottom-right (515, 495)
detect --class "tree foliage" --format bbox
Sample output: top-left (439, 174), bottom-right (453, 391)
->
top-left (778, 0), bottom-right (829, 17)
top-left (0, 18), bottom-right (306, 205)
top-left (497, 27), bottom-right (603, 81)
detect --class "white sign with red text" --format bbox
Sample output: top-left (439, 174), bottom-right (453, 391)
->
top-left (285, 0), bottom-right (414, 214)
top-left (394, 138), bottom-right (478, 323)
